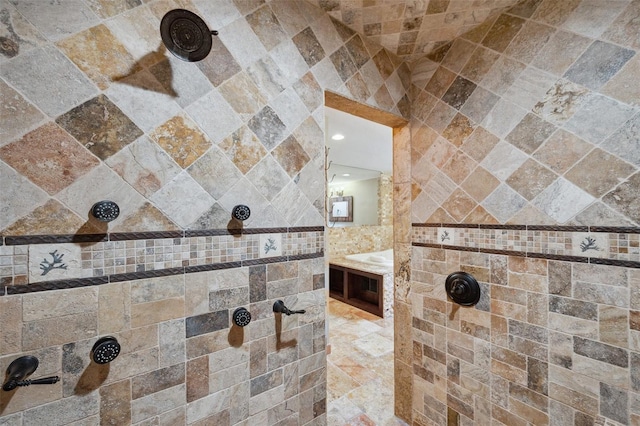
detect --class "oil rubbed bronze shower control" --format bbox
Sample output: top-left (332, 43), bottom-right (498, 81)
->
top-left (232, 307), bottom-right (252, 327)
top-left (2, 355), bottom-right (60, 391)
top-left (91, 200), bottom-right (120, 222)
top-left (232, 205), bottom-right (251, 221)
top-left (273, 300), bottom-right (306, 316)
top-left (445, 271), bottom-right (481, 306)
top-left (91, 336), bottom-right (121, 364)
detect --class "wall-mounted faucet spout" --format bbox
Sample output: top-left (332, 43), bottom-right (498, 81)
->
top-left (2, 355), bottom-right (60, 391)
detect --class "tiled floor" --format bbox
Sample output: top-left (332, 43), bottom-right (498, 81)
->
top-left (326, 298), bottom-right (408, 426)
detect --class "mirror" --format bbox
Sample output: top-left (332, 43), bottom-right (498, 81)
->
top-left (325, 107), bottom-right (393, 227)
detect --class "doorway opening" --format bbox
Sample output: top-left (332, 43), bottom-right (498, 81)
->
top-left (324, 92), bottom-right (408, 424)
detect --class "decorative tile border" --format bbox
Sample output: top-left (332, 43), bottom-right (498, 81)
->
top-left (0, 227), bottom-right (325, 294)
top-left (412, 223), bottom-right (640, 268)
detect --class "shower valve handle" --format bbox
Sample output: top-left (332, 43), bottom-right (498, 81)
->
top-left (273, 300), bottom-right (305, 316)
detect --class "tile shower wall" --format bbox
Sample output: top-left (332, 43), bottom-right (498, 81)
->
top-left (0, 0), bottom-right (410, 424)
top-left (407, 0), bottom-right (640, 425)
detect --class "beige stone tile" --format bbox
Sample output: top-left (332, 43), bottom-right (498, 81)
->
top-left (56, 24), bottom-right (140, 91)
top-left (533, 129), bottom-right (591, 174)
top-left (131, 297), bottom-right (185, 328)
top-left (506, 159), bottom-right (557, 201)
top-left (0, 295), bottom-right (22, 354)
top-left (461, 166), bottom-right (500, 202)
top-left (150, 113), bottom-right (212, 169)
top-left (602, 56), bottom-right (640, 107)
top-left (565, 148), bottom-right (637, 198)
top-left (531, 30), bottom-right (592, 77)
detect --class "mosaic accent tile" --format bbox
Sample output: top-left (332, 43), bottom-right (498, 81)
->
top-left (564, 40), bottom-right (635, 91)
top-left (564, 148), bottom-right (636, 198)
top-left (0, 122), bottom-right (100, 195)
top-left (56, 24), bottom-right (140, 90)
top-left (0, 45), bottom-right (98, 117)
top-left (9, 0), bottom-right (99, 42)
top-left (28, 243), bottom-right (83, 283)
top-left (572, 233), bottom-right (609, 258)
top-left (56, 95), bottom-right (143, 161)
top-left (106, 136), bottom-right (182, 198)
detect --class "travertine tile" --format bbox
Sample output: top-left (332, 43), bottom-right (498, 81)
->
top-left (600, 112), bottom-right (640, 168)
top-left (564, 93), bottom-right (636, 145)
top-left (0, 122), bottom-right (100, 195)
top-left (532, 178), bottom-right (594, 224)
top-left (0, 79), bottom-right (45, 146)
top-left (564, 40), bottom-right (635, 91)
top-left (480, 14), bottom-right (525, 53)
top-left (56, 24), bottom-right (140, 90)
top-left (505, 112), bottom-right (556, 154)
top-left (506, 159), bottom-right (557, 201)
top-left (150, 113), bottom-right (211, 169)
top-left (533, 129), bottom-right (591, 174)
top-left (603, 171), bottom-right (640, 224)
top-left (56, 94), bottom-right (143, 161)
top-left (0, 161), bottom-right (49, 232)
top-left (9, 0), bottom-right (99, 42)
top-left (0, 46), bottom-right (98, 117)
top-left (482, 184), bottom-right (526, 223)
top-left (0, 0), bottom-right (47, 61)
top-left (561, 0), bottom-right (629, 39)
top-left (531, 30), bottom-right (592, 76)
top-left (564, 148), bottom-right (636, 198)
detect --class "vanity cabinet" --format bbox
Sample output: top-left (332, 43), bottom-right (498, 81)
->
top-left (329, 264), bottom-right (383, 317)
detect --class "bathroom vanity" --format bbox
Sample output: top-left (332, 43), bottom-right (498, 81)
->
top-left (329, 250), bottom-right (393, 317)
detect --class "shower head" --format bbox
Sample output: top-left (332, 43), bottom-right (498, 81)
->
top-left (91, 336), bottom-right (121, 364)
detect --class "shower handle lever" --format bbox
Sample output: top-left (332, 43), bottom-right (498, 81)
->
top-left (2, 355), bottom-right (60, 391)
top-left (273, 300), bottom-right (305, 316)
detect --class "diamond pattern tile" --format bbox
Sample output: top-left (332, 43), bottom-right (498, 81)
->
top-left (150, 114), bottom-right (211, 169)
top-left (0, 123), bottom-right (100, 195)
top-left (56, 95), bottom-right (143, 161)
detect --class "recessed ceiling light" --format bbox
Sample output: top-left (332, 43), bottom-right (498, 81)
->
top-left (331, 133), bottom-right (344, 140)
top-left (342, 173), bottom-right (350, 177)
